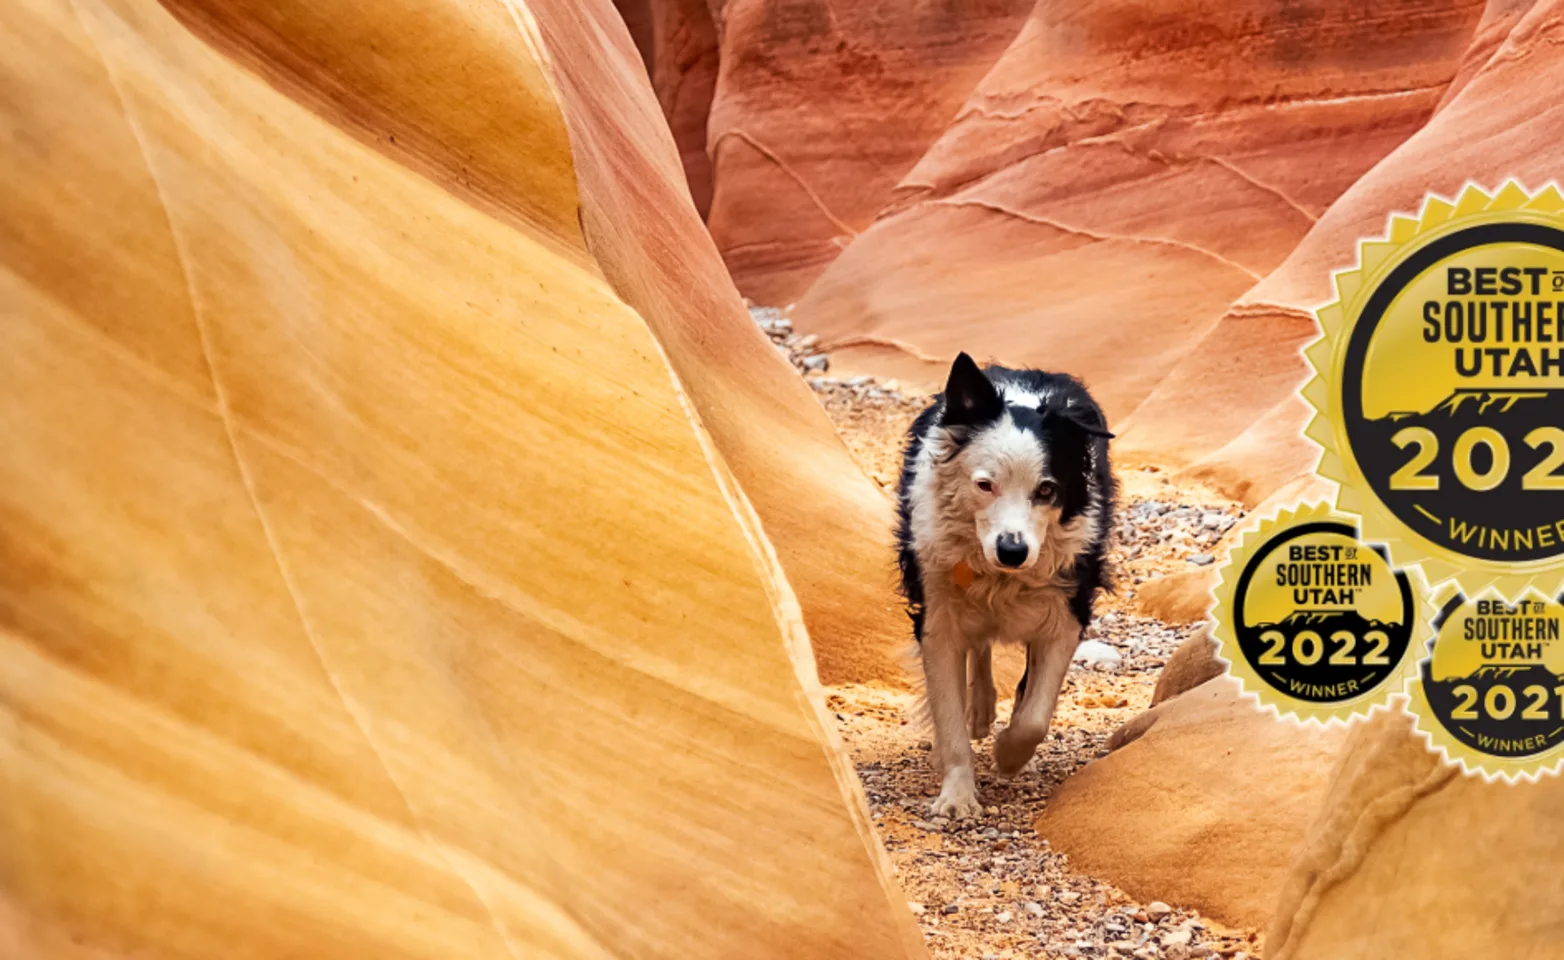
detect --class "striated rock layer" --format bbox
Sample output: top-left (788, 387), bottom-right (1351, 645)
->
top-left (524, 0), bottom-right (912, 686)
top-left (0, 0), bottom-right (923, 957)
top-left (796, 0), bottom-right (1484, 503)
top-left (704, 0), bottom-right (1034, 303)
top-left (1113, 0), bottom-right (1561, 501)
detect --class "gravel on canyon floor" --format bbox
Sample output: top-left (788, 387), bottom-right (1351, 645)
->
top-left (754, 304), bottom-right (1264, 958)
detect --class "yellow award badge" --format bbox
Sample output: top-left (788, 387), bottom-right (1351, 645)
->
top-left (1213, 503), bottom-right (1425, 724)
top-left (1307, 181), bottom-right (1564, 596)
top-left (1408, 586), bottom-right (1564, 782)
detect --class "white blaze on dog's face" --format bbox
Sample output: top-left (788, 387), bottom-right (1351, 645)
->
top-left (961, 421), bottom-right (1057, 572)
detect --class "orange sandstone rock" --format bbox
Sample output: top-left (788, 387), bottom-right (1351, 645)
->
top-left (796, 0), bottom-right (1483, 503)
top-left (1114, 0), bottom-right (1564, 502)
top-left (1267, 702), bottom-right (1564, 960)
top-left (704, 0), bottom-right (1033, 303)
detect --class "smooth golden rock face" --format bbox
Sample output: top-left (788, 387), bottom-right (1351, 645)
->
top-left (0, 1), bottom-right (921, 957)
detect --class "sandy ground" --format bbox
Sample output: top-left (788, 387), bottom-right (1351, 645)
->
top-left (759, 308), bottom-right (1262, 959)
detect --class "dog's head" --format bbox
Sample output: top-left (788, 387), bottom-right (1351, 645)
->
top-left (935, 353), bottom-right (1111, 574)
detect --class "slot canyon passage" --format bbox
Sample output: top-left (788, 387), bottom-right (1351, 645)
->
top-left (757, 313), bottom-right (1327, 960)
top-left (11, 1), bottom-right (1564, 959)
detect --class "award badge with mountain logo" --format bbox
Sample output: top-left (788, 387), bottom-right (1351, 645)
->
top-left (1409, 587), bottom-right (1564, 781)
top-left (1308, 182), bottom-right (1564, 595)
top-left (1213, 503), bottom-right (1426, 723)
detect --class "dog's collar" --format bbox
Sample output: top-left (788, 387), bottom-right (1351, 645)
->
top-left (951, 560), bottom-right (975, 590)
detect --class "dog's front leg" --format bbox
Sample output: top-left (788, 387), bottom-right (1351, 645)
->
top-left (922, 594), bottom-right (981, 819)
top-left (967, 646), bottom-right (996, 740)
top-left (994, 613), bottom-right (1081, 777)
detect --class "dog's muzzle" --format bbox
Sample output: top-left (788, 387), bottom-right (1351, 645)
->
top-left (995, 533), bottom-right (1029, 568)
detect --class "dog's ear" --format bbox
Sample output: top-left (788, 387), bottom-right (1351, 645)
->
top-left (1052, 406), bottom-right (1115, 440)
top-left (940, 352), bottom-right (1003, 428)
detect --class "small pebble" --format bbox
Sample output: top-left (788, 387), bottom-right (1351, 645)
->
top-left (1187, 553), bottom-right (1215, 566)
top-left (941, 904), bottom-right (960, 915)
top-left (1147, 901), bottom-right (1174, 921)
top-left (1073, 639), bottom-right (1124, 669)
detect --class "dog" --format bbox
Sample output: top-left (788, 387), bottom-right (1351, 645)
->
top-left (896, 352), bottom-right (1115, 818)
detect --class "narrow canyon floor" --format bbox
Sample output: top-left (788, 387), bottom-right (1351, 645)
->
top-left (762, 308), bottom-right (1266, 960)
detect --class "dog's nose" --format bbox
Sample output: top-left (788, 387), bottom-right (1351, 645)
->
top-left (995, 533), bottom-right (1029, 568)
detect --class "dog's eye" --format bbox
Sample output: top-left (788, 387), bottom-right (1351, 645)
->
top-left (975, 477), bottom-right (996, 494)
top-left (1034, 481), bottom-right (1057, 502)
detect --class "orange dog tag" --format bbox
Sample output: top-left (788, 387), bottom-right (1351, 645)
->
top-left (951, 560), bottom-right (974, 590)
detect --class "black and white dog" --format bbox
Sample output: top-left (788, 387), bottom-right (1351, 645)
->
top-left (897, 353), bottom-right (1114, 818)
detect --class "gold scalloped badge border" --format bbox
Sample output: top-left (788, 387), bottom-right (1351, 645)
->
top-left (1212, 501), bottom-right (1429, 726)
top-left (1304, 180), bottom-right (1564, 599)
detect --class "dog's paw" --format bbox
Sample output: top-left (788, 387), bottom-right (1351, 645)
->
top-left (929, 773), bottom-right (982, 820)
top-left (993, 731), bottom-right (1038, 779)
top-left (995, 755), bottom-right (1039, 780)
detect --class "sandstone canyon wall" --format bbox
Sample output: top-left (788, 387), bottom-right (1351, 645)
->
top-left (0, 0), bottom-right (923, 956)
top-left (1112, 0), bottom-right (1564, 503)
top-left (618, 0), bottom-right (721, 218)
top-left (525, 0), bottom-right (910, 686)
top-left (1267, 705), bottom-right (1564, 959)
top-left (648, 0), bottom-right (720, 219)
top-left (794, 0), bottom-right (1485, 504)
top-left (702, 0), bottom-right (1036, 303)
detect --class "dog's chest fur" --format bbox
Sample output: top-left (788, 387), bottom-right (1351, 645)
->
top-left (945, 573), bottom-right (1078, 649)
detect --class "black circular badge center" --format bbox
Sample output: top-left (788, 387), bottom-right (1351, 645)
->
top-left (1341, 222), bottom-right (1564, 563)
top-left (1234, 522), bottom-right (1414, 703)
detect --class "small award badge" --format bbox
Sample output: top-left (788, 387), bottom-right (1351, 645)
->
top-left (1307, 181), bottom-right (1564, 596)
top-left (1408, 586), bottom-right (1564, 781)
top-left (1213, 502), bottom-right (1425, 724)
